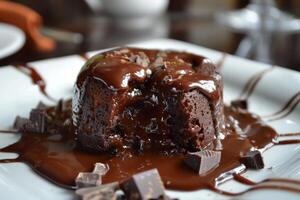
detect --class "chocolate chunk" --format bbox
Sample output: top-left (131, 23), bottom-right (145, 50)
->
top-left (184, 150), bottom-right (221, 175)
top-left (13, 116), bottom-right (31, 131)
top-left (240, 150), bottom-right (264, 169)
top-left (36, 101), bottom-right (47, 110)
top-left (121, 168), bottom-right (165, 200)
top-left (231, 99), bottom-right (248, 110)
top-left (76, 172), bottom-right (102, 188)
top-left (76, 182), bottom-right (119, 200)
top-left (29, 109), bottom-right (48, 133)
top-left (93, 163), bottom-right (109, 175)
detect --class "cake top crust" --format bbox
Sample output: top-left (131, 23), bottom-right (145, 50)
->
top-left (76, 48), bottom-right (221, 103)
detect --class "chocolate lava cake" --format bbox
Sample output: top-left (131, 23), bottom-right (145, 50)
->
top-left (72, 48), bottom-right (224, 154)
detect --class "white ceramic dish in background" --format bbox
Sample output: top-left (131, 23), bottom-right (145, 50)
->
top-left (0, 23), bottom-right (25, 59)
top-left (0, 39), bottom-right (300, 200)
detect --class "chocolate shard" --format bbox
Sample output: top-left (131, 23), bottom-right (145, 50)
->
top-left (29, 109), bottom-right (48, 133)
top-left (93, 163), bottom-right (109, 175)
top-left (240, 150), bottom-right (264, 169)
top-left (76, 182), bottom-right (119, 200)
top-left (76, 172), bottom-right (102, 188)
top-left (13, 116), bottom-right (31, 131)
top-left (184, 150), bottom-right (221, 175)
top-left (36, 101), bottom-right (47, 110)
top-left (230, 99), bottom-right (248, 110)
top-left (121, 168), bottom-right (165, 200)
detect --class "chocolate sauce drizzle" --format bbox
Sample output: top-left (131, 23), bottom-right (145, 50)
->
top-left (238, 67), bottom-right (274, 101)
top-left (263, 92), bottom-right (300, 122)
top-left (233, 173), bottom-right (300, 186)
top-left (12, 64), bottom-right (56, 102)
top-left (278, 132), bottom-right (300, 137)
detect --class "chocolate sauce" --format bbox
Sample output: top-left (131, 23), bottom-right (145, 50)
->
top-left (13, 64), bottom-right (55, 102)
top-left (278, 132), bottom-right (300, 137)
top-left (233, 173), bottom-right (300, 186)
top-left (238, 67), bottom-right (274, 101)
top-left (208, 184), bottom-right (300, 196)
top-left (263, 92), bottom-right (300, 122)
top-left (0, 102), bottom-right (277, 191)
top-left (275, 140), bottom-right (300, 145)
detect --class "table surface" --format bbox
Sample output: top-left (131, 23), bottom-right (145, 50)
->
top-left (0, 0), bottom-right (299, 71)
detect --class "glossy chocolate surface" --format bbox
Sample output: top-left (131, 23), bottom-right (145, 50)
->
top-left (73, 48), bottom-right (224, 153)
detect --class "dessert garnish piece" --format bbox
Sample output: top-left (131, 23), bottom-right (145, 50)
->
top-left (75, 172), bottom-right (102, 188)
top-left (93, 163), bottom-right (110, 175)
top-left (184, 150), bottom-right (221, 175)
top-left (36, 101), bottom-right (47, 110)
top-left (76, 162), bottom-right (109, 188)
top-left (76, 182), bottom-right (119, 200)
top-left (230, 99), bottom-right (248, 110)
top-left (28, 108), bottom-right (48, 133)
top-left (121, 168), bottom-right (166, 200)
top-left (239, 150), bottom-right (264, 169)
top-left (13, 108), bottom-right (49, 133)
top-left (13, 116), bottom-right (31, 131)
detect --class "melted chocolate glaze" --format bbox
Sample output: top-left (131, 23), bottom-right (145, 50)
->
top-left (13, 64), bottom-right (55, 102)
top-left (73, 48), bottom-right (225, 153)
top-left (0, 101), bottom-right (277, 191)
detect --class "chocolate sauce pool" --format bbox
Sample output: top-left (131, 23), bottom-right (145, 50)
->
top-left (0, 102), bottom-right (277, 191)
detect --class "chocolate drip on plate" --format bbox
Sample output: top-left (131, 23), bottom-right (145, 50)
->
top-left (233, 173), bottom-right (300, 186)
top-left (12, 64), bottom-right (56, 102)
top-left (238, 67), bottom-right (274, 101)
top-left (263, 92), bottom-right (300, 122)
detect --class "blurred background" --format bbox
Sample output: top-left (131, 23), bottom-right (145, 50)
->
top-left (0, 0), bottom-right (299, 70)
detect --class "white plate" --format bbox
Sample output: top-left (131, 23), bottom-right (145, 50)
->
top-left (0, 23), bottom-right (25, 59)
top-left (0, 39), bottom-right (300, 200)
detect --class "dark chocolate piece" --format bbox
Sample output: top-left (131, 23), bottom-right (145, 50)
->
top-left (29, 109), bottom-right (48, 133)
top-left (76, 182), bottom-right (119, 200)
top-left (184, 150), bottom-right (221, 175)
top-left (36, 101), bottom-right (47, 110)
top-left (93, 163), bottom-right (110, 175)
top-left (13, 116), bottom-right (30, 131)
top-left (121, 168), bottom-right (165, 200)
top-left (239, 150), bottom-right (264, 169)
top-left (231, 99), bottom-right (248, 110)
top-left (76, 172), bottom-right (102, 188)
